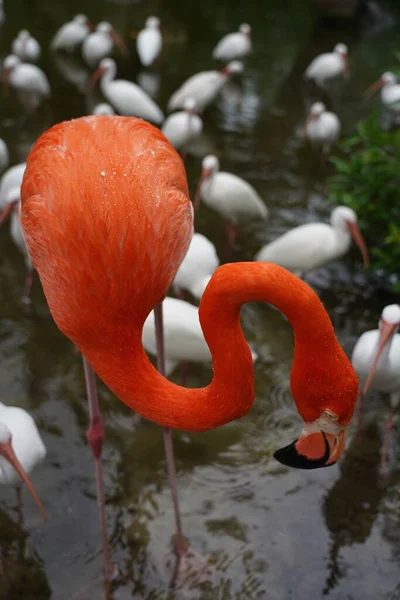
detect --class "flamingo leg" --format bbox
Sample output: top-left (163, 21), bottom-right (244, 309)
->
top-left (154, 303), bottom-right (189, 557)
top-left (82, 356), bottom-right (113, 592)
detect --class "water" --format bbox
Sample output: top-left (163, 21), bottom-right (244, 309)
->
top-left (0, 1), bottom-right (400, 599)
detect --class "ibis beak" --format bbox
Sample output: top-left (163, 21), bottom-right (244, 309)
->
top-left (364, 78), bottom-right (384, 99)
top-left (346, 220), bottom-right (369, 268)
top-left (110, 29), bottom-right (129, 58)
top-left (89, 65), bottom-right (106, 89)
top-left (274, 429), bottom-right (347, 469)
top-left (362, 320), bottom-right (398, 395)
top-left (0, 439), bottom-right (47, 521)
top-left (193, 167), bottom-right (212, 211)
top-left (0, 201), bottom-right (17, 227)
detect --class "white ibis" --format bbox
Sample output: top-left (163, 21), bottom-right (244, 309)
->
top-left (304, 43), bottom-right (349, 88)
top-left (364, 71), bottom-right (400, 115)
top-left (194, 154), bottom-right (268, 246)
top-left (303, 102), bottom-right (341, 156)
top-left (82, 21), bottom-right (128, 68)
top-left (92, 102), bottom-right (115, 115)
top-left (50, 14), bottom-right (93, 53)
top-left (255, 206), bottom-right (369, 277)
top-left (173, 233), bottom-right (219, 300)
top-left (161, 97), bottom-right (203, 150)
top-left (0, 138), bottom-right (9, 173)
top-left (3, 55), bottom-right (50, 110)
top-left (136, 16), bottom-right (162, 67)
top-left (12, 30), bottom-right (41, 63)
top-left (167, 61), bottom-right (243, 113)
top-left (212, 23), bottom-right (252, 61)
top-left (352, 304), bottom-right (400, 469)
top-left (90, 58), bottom-right (164, 124)
top-left (0, 402), bottom-right (46, 523)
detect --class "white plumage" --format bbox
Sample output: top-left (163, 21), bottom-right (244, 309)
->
top-left (3, 54), bottom-right (50, 109)
top-left (197, 155), bottom-right (268, 224)
top-left (365, 71), bottom-right (400, 115)
top-left (255, 206), bottom-right (368, 276)
top-left (92, 58), bottom-right (164, 124)
top-left (12, 30), bottom-right (41, 63)
top-left (136, 16), bottom-right (162, 67)
top-left (212, 23), bottom-right (252, 61)
top-left (161, 98), bottom-right (203, 150)
top-left (167, 61), bottom-right (243, 112)
top-left (82, 21), bottom-right (127, 68)
top-left (304, 102), bottom-right (341, 155)
top-left (92, 102), bottom-right (115, 115)
top-left (5, 187), bottom-right (32, 270)
top-left (51, 14), bottom-right (92, 52)
top-left (0, 162), bottom-right (26, 208)
top-left (173, 233), bottom-right (219, 300)
top-left (304, 43), bottom-right (348, 88)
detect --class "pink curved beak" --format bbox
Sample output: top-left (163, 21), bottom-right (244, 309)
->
top-left (193, 167), bottom-right (212, 211)
top-left (110, 29), bottom-right (129, 58)
top-left (364, 78), bottom-right (384, 99)
top-left (362, 319), bottom-right (398, 395)
top-left (0, 438), bottom-right (47, 521)
top-left (346, 220), bottom-right (369, 268)
top-left (0, 201), bottom-right (17, 227)
top-left (89, 65), bottom-right (106, 89)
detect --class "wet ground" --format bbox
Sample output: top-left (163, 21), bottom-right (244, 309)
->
top-left (0, 0), bottom-right (400, 599)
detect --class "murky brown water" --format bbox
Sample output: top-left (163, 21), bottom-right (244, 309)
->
top-left (0, 1), bottom-right (400, 599)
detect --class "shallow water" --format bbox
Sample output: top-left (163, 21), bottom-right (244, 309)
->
top-left (0, 1), bottom-right (400, 599)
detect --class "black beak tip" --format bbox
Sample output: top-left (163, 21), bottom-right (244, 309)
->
top-left (273, 436), bottom-right (334, 470)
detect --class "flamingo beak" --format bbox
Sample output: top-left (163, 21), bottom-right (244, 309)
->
top-left (0, 201), bottom-right (17, 227)
top-left (362, 320), bottom-right (398, 395)
top-left (364, 78), bottom-right (384, 99)
top-left (110, 29), bottom-right (129, 57)
top-left (193, 168), bottom-right (212, 211)
top-left (346, 220), bottom-right (369, 268)
top-left (0, 438), bottom-right (47, 521)
top-left (89, 65), bottom-right (106, 89)
top-left (274, 429), bottom-right (347, 469)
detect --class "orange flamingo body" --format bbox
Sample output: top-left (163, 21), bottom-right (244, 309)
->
top-left (21, 116), bottom-right (358, 468)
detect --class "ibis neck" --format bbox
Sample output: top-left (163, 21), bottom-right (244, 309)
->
top-left (82, 263), bottom-right (354, 432)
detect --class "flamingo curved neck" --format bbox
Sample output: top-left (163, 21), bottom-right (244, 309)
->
top-left (80, 263), bottom-right (352, 432)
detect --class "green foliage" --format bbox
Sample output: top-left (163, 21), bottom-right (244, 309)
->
top-left (328, 111), bottom-right (400, 292)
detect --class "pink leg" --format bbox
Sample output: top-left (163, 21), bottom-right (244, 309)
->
top-left (20, 268), bottom-right (35, 305)
top-left (82, 357), bottom-right (113, 593)
top-left (380, 406), bottom-right (396, 473)
top-left (154, 303), bottom-right (189, 557)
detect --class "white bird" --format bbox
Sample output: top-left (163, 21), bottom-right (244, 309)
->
top-left (0, 402), bottom-right (46, 521)
top-left (12, 30), bottom-right (41, 63)
top-left (167, 60), bottom-right (243, 113)
top-left (136, 16), bottom-right (162, 67)
top-left (352, 304), bottom-right (400, 468)
top-left (255, 206), bottom-right (369, 277)
top-left (304, 43), bottom-right (349, 88)
top-left (92, 102), bottom-right (115, 115)
top-left (194, 155), bottom-right (268, 246)
top-left (365, 71), bottom-right (400, 115)
top-left (0, 162), bottom-right (26, 209)
top-left (173, 233), bottom-right (219, 300)
top-left (3, 55), bottom-right (50, 110)
top-left (0, 138), bottom-right (9, 173)
top-left (303, 102), bottom-right (341, 156)
top-left (91, 58), bottom-right (164, 124)
top-left (82, 21), bottom-right (128, 68)
top-left (51, 14), bottom-right (93, 53)
top-left (161, 98), bottom-right (203, 150)
top-left (142, 297), bottom-right (212, 376)
top-left (212, 23), bottom-right (252, 61)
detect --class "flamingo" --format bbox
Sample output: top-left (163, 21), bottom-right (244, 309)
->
top-left (212, 24), bottom-right (252, 61)
top-left (0, 139), bottom-right (9, 173)
top-left (12, 30), bottom-right (41, 63)
top-left (82, 22), bottom-right (128, 68)
top-left (21, 116), bottom-right (359, 578)
top-left (167, 61), bottom-right (243, 112)
top-left (161, 98), bottom-right (203, 151)
top-left (303, 102), bottom-right (341, 157)
top-left (254, 206), bottom-right (369, 277)
top-left (0, 402), bottom-right (46, 524)
top-left (194, 154), bottom-right (268, 246)
top-left (352, 304), bottom-right (400, 469)
top-left (90, 58), bottom-right (164, 124)
top-left (304, 43), bottom-right (349, 88)
top-left (51, 14), bottom-right (93, 53)
top-left (92, 102), bottom-right (115, 115)
top-left (136, 16), bottom-right (162, 67)
top-left (2, 55), bottom-right (50, 110)
top-left (173, 232), bottom-right (219, 300)
top-left (364, 71), bottom-right (400, 115)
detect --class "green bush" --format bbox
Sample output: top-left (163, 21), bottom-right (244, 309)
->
top-left (328, 111), bottom-right (400, 292)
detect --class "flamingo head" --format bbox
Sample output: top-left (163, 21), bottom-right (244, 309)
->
top-left (0, 421), bottom-right (47, 520)
top-left (330, 206), bottom-right (369, 268)
top-left (98, 21), bottom-right (129, 57)
top-left (0, 186), bottom-right (20, 227)
top-left (364, 71), bottom-right (396, 99)
top-left (146, 16), bottom-right (161, 29)
top-left (239, 23), bottom-right (251, 37)
top-left (220, 60), bottom-right (243, 77)
top-left (89, 58), bottom-right (114, 88)
top-left (362, 304), bottom-right (400, 395)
